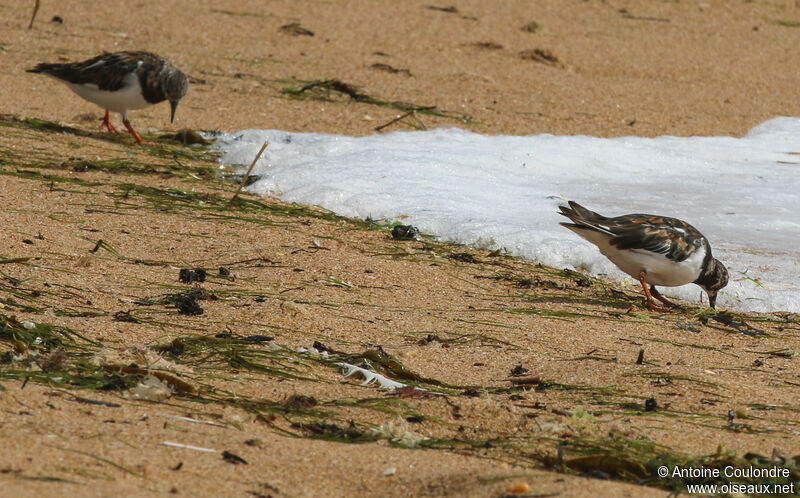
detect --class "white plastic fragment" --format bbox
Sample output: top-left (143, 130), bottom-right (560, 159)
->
top-left (161, 441), bottom-right (217, 452)
top-left (157, 413), bottom-right (227, 428)
top-left (297, 346), bottom-right (329, 357)
top-left (372, 420), bottom-right (428, 448)
top-left (128, 375), bottom-right (172, 401)
top-left (337, 362), bottom-right (406, 390)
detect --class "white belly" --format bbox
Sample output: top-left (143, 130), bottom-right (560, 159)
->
top-left (65, 73), bottom-right (150, 113)
top-left (603, 245), bottom-right (706, 286)
top-left (571, 226), bottom-right (706, 287)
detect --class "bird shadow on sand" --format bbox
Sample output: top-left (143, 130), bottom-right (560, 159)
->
top-left (0, 114), bottom-right (183, 147)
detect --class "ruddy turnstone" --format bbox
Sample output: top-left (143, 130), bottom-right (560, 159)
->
top-left (558, 201), bottom-right (728, 310)
top-left (27, 51), bottom-right (188, 144)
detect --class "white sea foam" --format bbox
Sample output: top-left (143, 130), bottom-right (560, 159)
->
top-left (214, 117), bottom-right (800, 313)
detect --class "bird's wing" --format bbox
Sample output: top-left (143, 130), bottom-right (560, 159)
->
top-left (31, 52), bottom-right (142, 91)
top-left (559, 202), bottom-right (705, 263)
top-left (604, 215), bottom-right (705, 263)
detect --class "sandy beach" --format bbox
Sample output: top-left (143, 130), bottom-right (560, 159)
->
top-left (1, 1), bottom-right (800, 496)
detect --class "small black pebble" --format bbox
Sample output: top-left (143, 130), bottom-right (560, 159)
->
top-left (178, 268), bottom-right (206, 284)
top-left (391, 225), bottom-right (420, 240)
top-left (510, 364), bottom-right (529, 377)
top-left (406, 415), bottom-right (425, 423)
top-left (22, 239), bottom-right (34, 245)
top-left (183, 268), bottom-right (205, 283)
top-left (175, 294), bottom-right (203, 315)
top-left (218, 267), bottom-right (231, 277)
top-left (51, 15), bottom-right (63, 23)
top-left (245, 335), bottom-right (274, 343)
top-left (312, 341), bottom-right (336, 354)
top-left (221, 450), bottom-right (248, 465)
top-left (644, 397), bottom-right (658, 411)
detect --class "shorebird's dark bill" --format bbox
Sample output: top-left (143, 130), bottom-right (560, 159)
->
top-left (170, 101), bottom-right (179, 123)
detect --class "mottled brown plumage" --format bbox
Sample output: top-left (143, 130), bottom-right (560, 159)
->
top-left (27, 51), bottom-right (188, 144)
top-left (559, 201), bottom-right (728, 310)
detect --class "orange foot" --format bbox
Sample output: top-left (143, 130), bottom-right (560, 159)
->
top-left (651, 286), bottom-right (680, 309)
top-left (122, 118), bottom-right (154, 145)
top-left (638, 271), bottom-right (672, 313)
top-left (99, 110), bottom-right (119, 133)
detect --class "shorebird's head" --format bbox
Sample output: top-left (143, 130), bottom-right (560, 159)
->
top-left (165, 71), bottom-right (189, 123)
top-left (696, 258), bottom-right (728, 308)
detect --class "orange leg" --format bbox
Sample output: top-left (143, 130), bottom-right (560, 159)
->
top-left (637, 271), bottom-right (670, 312)
top-left (122, 118), bottom-right (151, 145)
top-left (650, 286), bottom-right (678, 308)
top-left (99, 110), bottom-right (119, 133)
